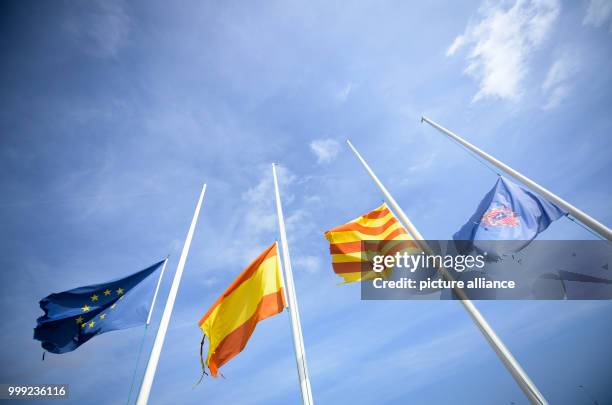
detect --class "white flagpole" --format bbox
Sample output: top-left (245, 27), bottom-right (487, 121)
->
top-left (421, 116), bottom-right (612, 241)
top-left (136, 184), bottom-right (207, 405)
top-left (346, 140), bottom-right (548, 405)
top-left (272, 163), bottom-right (314, 405)
top-left (146, 256), bottom-right (169, 326)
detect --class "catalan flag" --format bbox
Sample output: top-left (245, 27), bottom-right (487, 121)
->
top-left (324, 203), bottom-right (419, 283)
top-left (198, 243), bottom-right (286, 377)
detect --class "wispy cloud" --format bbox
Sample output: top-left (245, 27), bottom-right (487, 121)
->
top-left (241, 166), bottom-right (293, 236)
top-left (407, 152), bottom-right (437, 173)
top-left (309, 139), bottom-right (340, 164)
top-left (292, 255), bottom-right (321, 274)
top-left (542, 54), bottom-right (579, 110)
top-left (64, 0), bottom-right (131, 58)
top-left (334, 82), bottom-right (354, 103)
top-left (447, 0), bottom-right (560, 102)
top-left (583, 0), bottom-right (612, 30)
top-left (233, 165), bottom-right (315, 265)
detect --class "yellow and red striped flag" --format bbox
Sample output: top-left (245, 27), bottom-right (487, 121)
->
top-left (198, 243), bottom-right (286, 377)
top-left (324, 203), bottom-right (419, 283)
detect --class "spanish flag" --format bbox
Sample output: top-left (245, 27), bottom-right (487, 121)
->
top-left (198, 243), bottom-right (286, 377)
top-left (324, 203), bottom-right (419, 283)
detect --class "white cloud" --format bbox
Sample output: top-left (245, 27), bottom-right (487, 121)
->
top-left (334, 82), bottom-right (353, 103)
top-left (229, 165), bottom-right (313, 265)
top-left (583, 0), bottom-right (612, 30)
top-left (407, 152), bottom-right (437, 173)
top-left (447, 0), bottom-right (560, 102)
top-left (541, 55), bottom-right (579, 110)
top-left (241, 165), bottom-right (296, 237)
top-left (446, 35), bottom-right (466, 57)
top-left (293, 255), bottom-right (321, 274)
top-left (64, 0), bottom-right (131, 58)
top-left (309, 139), bottom-right (340, 164)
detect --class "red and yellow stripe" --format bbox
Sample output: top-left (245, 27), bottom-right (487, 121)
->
top-left (198, 243), bottom-right (286, 377)
top-left (324, 203), bottom-right (419, 283)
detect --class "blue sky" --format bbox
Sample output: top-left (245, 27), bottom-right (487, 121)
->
top-left (1, 0), bottom-right (611, 404)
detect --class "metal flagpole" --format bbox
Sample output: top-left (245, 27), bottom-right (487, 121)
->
top-left (421, 116), bottom-right (612, 241)
top-left (272, 163), bottom-right (314, 405)
top-left (146, 256), bottom-right (169, 326)
top-left (346, 140), bottom-right (548, 405)
top-left (136, 184), bottom-right (207, 405)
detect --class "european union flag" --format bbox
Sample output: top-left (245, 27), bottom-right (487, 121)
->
top-left (34, 260), bottom-right (165, 354)
top-left (454, 176), bottom-right (566, 256)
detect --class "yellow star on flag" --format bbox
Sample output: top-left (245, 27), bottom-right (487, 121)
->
top-left (75, 316), bottom-right (84, 324)
top-left (116, 287), bottom-right (124, 295)
top-left (103, 289), bottom-right (111, 296)
top-left (91, 294), bottom-right (99, 302)
top-left (82, 305), bottom-right (90, 312)
top-left (99, 313), bottom-right (106, 319)
top-left (88, 321), bottom-right (95, 328)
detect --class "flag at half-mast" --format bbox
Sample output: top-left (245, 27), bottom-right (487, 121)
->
top-left (454, 176), bottom-right (566, 257)
top-left (198, 243), bottom-right (286, 377)
top-left (324, 203), bottom-right (419, 283)
top-left (34, 260), bottom-right (165, 354)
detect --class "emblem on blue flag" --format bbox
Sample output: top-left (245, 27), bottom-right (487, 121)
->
top-left (480, 203), bottom-right (520, 228)
top-left (34, 260), bottom-right (165, 354)
top-left (454, 176), bottom-right (567, 256)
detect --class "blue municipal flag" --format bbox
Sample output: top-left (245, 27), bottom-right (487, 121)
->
top-left (454, 176), bottom-right (566, 255)
top-left (34, 260), bottom-right (165, 354)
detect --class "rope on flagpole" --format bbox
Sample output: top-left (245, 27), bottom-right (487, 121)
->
top-left (126, 325), bottom-right (149, 405)
top-left (566, 215), bottom-right (605, 240)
